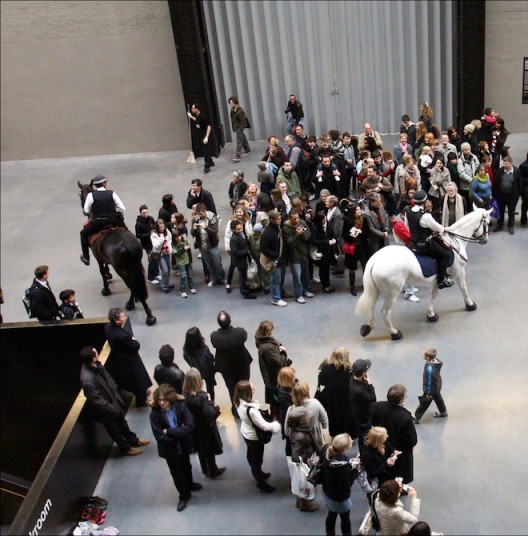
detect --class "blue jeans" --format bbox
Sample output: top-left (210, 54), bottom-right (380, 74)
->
top-left (269, 265), bottom-right (282, 302)
top-left (287, 116), bottom-right (304, 134)
top-left (201, 246), bottom-right (225, 284)
top-left (235, 129), bottom-right (250, 158)
top-left (290, 260), bottom-right (310, 298)
top-left (177, 264), bottom-right (194, 292)
top-left (159, 254), bottom-right (171, 289)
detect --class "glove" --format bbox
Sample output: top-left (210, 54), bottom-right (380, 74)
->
top-left (187, 112), bottom-right (193, 119)
top-left (203, 137), bottom-right (208, 144)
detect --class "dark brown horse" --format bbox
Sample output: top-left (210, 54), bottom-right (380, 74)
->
top-left (78, 181), bottom-right (156, 325)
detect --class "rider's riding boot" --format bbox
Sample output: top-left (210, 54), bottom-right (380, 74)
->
top-left (80, 255), bottom-right (90, 266)
top-left (438, 278), bottom-right (454, 289)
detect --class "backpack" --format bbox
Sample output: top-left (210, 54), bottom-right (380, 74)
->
top-left (22, 287), bottom-right (33, 318)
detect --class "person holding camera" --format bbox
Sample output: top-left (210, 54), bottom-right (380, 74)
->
top-left (374, 479), bottom-right (420, 535)
top-left (361, 426), bottom-right (401, 491)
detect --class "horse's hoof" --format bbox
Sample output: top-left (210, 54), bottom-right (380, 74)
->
top-left (465, 302), bottom-right (477, 311)
top-left (391, 330), bottom-right (403, 341)
top-left (101, 288), bottom-right (111, 296)
top-left (104, 273), bottom-right (113, 280)
top-left (125, 302), bottom-right (135, 311)
top-left (146, 316), bottom-right (157, 326)
top-left (426, 313), bottom-right (439, 322)
top-left (360, 324), bottom-right (371, 337)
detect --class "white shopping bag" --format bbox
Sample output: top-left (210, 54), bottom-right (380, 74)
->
top-left (286, 456), bottom-right (315, 500)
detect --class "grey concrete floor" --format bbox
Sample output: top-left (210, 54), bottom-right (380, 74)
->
top-left (1, 136), bottom-right (528, 535)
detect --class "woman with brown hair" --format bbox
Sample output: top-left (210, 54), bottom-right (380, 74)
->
top-left (342, 202), bottom-right (367, 296)
top-left (150, 218), bottom-right (173, 293)
top-left (234, 380), bottom-right (281, 493)
top-left (374, 479), bottom-right (420, 535)
top-left (418, 101), bottom-right (433, 130)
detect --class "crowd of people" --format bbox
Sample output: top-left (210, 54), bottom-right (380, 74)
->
top-left (19, 96), bottom-right (527, 535)
top-left (79, 305), bottom-right (446, 534)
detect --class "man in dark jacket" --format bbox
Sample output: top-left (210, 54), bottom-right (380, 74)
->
top-left (229, 95), bottom-right (250, 162)
top-left (493, 156), bottom-right (523, 234)
top-left (210, 310), bottom-right (252, 417)
top-left (80, 346), bottom-right (150, 455)
top-left (228, 170), bottom-right (249, 208)
top-left (414, 348), bottom-right (447, 423)
top-left (520, 152), bottom-right (528, 228)
top-left (370, 384), bottom-right (417, 484)
top-left (104, 307), bottom-right (152, 407)
top-left (186, 178), bottom-right (217, 214)
top-left (154, 344), bottom-right (185, 394)
top-left (28, 265), bottom-right (60, 321)
top-left (349, 358), bottom-right (376, 449)
top-left (135, 204), bottom-right (159, 284)
top-left (285, 93), bottom-right (304, 134)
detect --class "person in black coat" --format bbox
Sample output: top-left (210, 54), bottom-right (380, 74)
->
top-left (135, 204), bottom-right (159, 283)
top-left (210, 311), bottom-right (253, 417)
top-left (229, 220), bottom-right (257, 299)
top-left (370, 384), bottom-right (418, 484)
top-left (186, 178), bottom-right (217, 214)
top-left (154, 344), bottom-right (185, 394)
top-left (28, 265), bottom-right (60, 321)
top-left (158, 194), bottom-right (178, 224)
top-left (183, 327), bottom-right (217, 402)
top-left (80, 346), bottom-right (150, 455)
top-left (183, 368), bottom-right (225, 479)
top-left (317, 347), bottom-right (355, 438)
top-left (361, 426), bottom-right (399, 488)
top-left (348, 358), bottom-right (376, 450)
top-left (150, 384), bottom-right (201, 512)
top-left (493, 156), bottom-right (523, 233)
top-left (104, 307), bottom-right (152, 407)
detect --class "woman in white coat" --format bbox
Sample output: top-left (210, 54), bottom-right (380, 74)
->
top-left (374, 479), bottom-right (421, 535)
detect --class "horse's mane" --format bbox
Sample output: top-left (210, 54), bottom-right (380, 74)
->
top-left (446, 209), bottom-right (485, 236)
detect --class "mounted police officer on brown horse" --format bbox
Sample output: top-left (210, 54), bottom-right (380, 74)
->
top-left (78, 176), bottom-right (156, 325)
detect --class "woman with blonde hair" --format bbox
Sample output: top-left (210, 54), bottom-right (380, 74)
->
top-left (321, 433), bottom-right (355, 536)
top-left (277, 366), bottom-right (297, 446)
top-left (360, 426), bottom-right (401, 490)
top-left (183, 368), bottom-right (225, 479)
top-left (418, 102), bottom-right (433, 130)
top-left (317, 347), bottom-right (354, 438)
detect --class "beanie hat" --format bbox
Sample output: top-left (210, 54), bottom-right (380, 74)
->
top-left (464, 124), bottom-right (475, 134)
top-left (253, 223), bottom-right (264, 233)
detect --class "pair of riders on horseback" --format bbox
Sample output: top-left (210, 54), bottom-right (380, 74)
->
top-left (80, 175), bottom-right (126, 266)
top-left (404, 190), bottom-right (454, 289)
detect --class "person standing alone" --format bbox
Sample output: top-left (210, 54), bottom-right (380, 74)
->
top-left (413, 348), bottom-right (447, 423)
top-left (229, 96), bottom-right (250, 162)
top-left (187, 103), bottom-right (215, 174)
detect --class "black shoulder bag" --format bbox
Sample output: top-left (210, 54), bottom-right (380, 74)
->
top-left (246, 406), bottom-right (273, 444)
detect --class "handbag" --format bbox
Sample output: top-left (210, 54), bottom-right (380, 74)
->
top-left (246, 407), bottom-right (273, 444)
top-left (259, 253), bottom-right (276, 272)
top-left (306, 453), bottom-right (324, 486)
top-left (309, 245), bottom-right (323, 262)
top-left (343, 242), bottom-right (356, 255)
top-left (358, 510), bottom-right (373, 536)
top-left (148, 251), bottom-right (161, 262)
top-left (247, 258), bottom-right (258, 280)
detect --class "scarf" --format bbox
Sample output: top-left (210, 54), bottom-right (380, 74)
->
top-left (473, 172), bottom-right (489, 183)
top-left (442, 194), bottom-right (465, 227)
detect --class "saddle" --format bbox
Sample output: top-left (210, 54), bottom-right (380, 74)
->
top-left (88, 225), bottom-right (127, 247)
top-left (408, 246), bottom-right (455, 278)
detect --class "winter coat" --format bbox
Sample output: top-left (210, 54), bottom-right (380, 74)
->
top-left (255, 333), bottom-right (289, 391)
top-left (150, 399), bottom-right (194, 459)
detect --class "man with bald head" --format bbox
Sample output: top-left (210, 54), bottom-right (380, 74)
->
top-left (358, 122), bottom-right (383, 152)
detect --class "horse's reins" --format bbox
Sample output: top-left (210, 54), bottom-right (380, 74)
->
top-left (445, 216), bottom-right (489, 262)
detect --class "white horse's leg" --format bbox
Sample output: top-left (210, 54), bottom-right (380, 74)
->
top-left (452, 267), bottom-right (477, 311)
top-left (426, 284), bottom-right (440, 321)
top-left (380, 289), bottom-right (404, 340)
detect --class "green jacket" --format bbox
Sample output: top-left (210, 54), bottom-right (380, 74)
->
top-left (282, 218), bottom-right (311, 262)
top-left (172, 239), bottom-right (191, 267)
top-left (276, 167), bottom-right (302, 199)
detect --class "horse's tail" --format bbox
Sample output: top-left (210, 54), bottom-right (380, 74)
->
top-left (355, 258), bottom-right (379, 320)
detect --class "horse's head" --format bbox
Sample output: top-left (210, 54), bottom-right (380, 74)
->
top-left (472, 206), bottom-right (493, 244)
top-left (78, 181), bottom-right (93, 211)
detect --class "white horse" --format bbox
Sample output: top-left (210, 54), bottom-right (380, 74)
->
top-left (355, 207), bottom-right (492, 340)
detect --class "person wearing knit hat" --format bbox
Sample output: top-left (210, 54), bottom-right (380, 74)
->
top-left (462, 124), bottom-right (479, 156)
top-left (463, 124), bottom-right (475, 134)
top-left (404, 189), bottom-right (454, 289)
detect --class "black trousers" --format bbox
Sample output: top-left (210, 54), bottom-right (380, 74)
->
top-left (100, 412), bottom-right (138, 453)
top-left (165, 454), bottom-right (193, 501)
top-left (80, 215), bottom-right (122, 258)
top-left (325, 511), bottom-right (351, 536)
top-left (243, 438), bottom-right (267, 487)
top-left (415, 393), bottom-right (447, 420)
top-left (520, 187), bottom-right (528, 225)
top-left (421, 241), bottom-right (452, 283)
top-left (221, 367), bottom-right (250, 405)
top-left (498, 192), bottom-right (517, 228)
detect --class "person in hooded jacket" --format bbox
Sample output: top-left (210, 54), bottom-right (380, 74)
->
top-left (413, 348), bottom-right (447, 423)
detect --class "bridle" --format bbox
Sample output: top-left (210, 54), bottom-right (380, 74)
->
top-left (447, 214), bottom-right (489, 244)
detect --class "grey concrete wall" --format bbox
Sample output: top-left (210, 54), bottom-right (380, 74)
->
top-left (0, 1), bottom-right (189, 161)
top-left (485, 1), bottom-right (528, 133)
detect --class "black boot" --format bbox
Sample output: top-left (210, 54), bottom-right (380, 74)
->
top-left (349, 272), bottom-right (357, 296)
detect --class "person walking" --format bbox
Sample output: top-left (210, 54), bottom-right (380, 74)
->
top-left (413, 348), bottom-right (447, 423)
top-left (187, 103), bottom-right (215, 174)
top-left (229, 96), bottom-right (250, 162)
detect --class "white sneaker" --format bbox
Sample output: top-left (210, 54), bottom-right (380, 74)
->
top-left (148, 279), bottom-right (159, 285)
top-left (189, 288), bottom-right (197, 294)
top-left (207, 281), bottom-right (214, 288)
top-left (180, 292), bottom-right (188, 298)
top-left (296, 296), bottom-right (306, 304)
top-left (271, 299), bottom-right (288, 307)
top-left (312, 277), bottom-right (321, 284)
top-left (303, 291), bottom-right (314, 298)
top-left (405, 294), bottom-right (420, 302)
top-left (197, 253), bottom-right (202, 259)
top-left (156, 275), bottom-right (162, 281)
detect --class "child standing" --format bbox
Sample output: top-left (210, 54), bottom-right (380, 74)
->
top-left (172, 231), bottom-right (196, 298)
top-left (58, 289), bottom-right (84, 319)
top-left (413, 348), bottom-right (447, 423)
